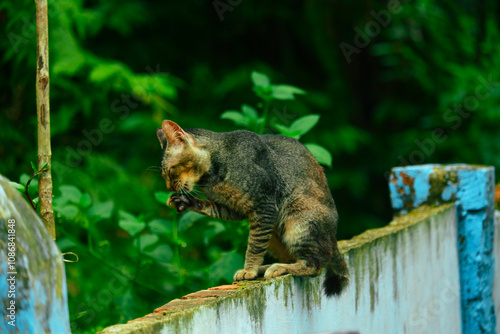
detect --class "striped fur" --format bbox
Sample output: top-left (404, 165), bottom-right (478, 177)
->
top-left (158, 120), bottom-right (348, 297)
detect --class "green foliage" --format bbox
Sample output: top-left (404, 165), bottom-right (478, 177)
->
top-left (50, 181), bottom-right (249, 333)
top-left (2, 0), bottom-right (500, 332)
top-left (221, 71), bottom-right (333, 167)
top-left (11, 162), bottom-right (49, 211)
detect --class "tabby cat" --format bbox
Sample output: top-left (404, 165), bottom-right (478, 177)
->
top-left (157, 120), bottom-right (348, 296)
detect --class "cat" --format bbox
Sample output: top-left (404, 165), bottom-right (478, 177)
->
top-left (157, 120), bottom-right (348, 296)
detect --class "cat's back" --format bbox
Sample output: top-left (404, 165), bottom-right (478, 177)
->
top-left (261, 134), bottom-right (319, 173)
top-left (218, 130), bottom-right (318, 174)
top-left (188, 127), bottom-right (324, 182)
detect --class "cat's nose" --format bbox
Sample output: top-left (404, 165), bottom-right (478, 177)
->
top-left (166, 180), bottom-right (174, 191)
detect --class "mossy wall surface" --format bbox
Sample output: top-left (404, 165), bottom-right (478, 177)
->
top-left (494, 211), bottom-right (500, 334)
top-left (100, 204), bottom-right (462, 334)
top-left (0, 175), bottom-right (70, 333)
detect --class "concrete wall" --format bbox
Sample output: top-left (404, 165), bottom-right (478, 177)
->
top-left (100, 204), bottom-right (462, 334)
top-left (390, 164), bottom-right (496, 333)
top-left (0, 175), bottom-right (70, 333)
top-left (494, 211), bottom-right (500, 334)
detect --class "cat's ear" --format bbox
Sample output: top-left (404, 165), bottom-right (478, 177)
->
top-left (157, 128), bottom-right (167, 149)
top-left (161, 120), bottom-right (189, 148)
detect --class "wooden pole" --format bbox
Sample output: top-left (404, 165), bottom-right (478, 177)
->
top-left (36, 0), bottom-right (55, 239)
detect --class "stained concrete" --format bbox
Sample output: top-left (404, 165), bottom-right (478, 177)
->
top-left (99, 204), bottom-right (461, 334)
top-left (390, 164), bottom-right (496, 334)
top-left (0, 175), bottom-right (70, 333)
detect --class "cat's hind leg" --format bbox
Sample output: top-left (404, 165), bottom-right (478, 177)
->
top-left (263, 205), bottom-right (329, 279)
top-left (264, 260), bottom-right (320, 279)
top-left (256, 232), bottom-right (296, 277)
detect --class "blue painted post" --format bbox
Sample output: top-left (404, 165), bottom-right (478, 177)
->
top-left (388, 164), bottom-right (496, 334)
top-left (0, 175), bottom-right (70, 333)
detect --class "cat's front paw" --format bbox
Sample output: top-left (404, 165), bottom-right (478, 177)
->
top-left (167, 193), bottom-right (194, 213)
top-left (233, 269), bottom-right (258, 281)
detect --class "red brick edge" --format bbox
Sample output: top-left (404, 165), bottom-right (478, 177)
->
top-left (124, 281), bottom-right (253, 325)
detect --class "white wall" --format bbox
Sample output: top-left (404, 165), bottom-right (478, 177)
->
top-left (101, 204), bottom-right (462, 334)
top-left (192, 205), bottom-right (461, 334)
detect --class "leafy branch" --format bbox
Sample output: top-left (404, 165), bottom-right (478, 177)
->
top-left (10, 162), bottom-right (48, 212)
top-left (220, 71), bottom-right (333, 167)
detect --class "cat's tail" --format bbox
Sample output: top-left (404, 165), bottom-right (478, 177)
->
top-left (323, 250), bottom-right (349, 297)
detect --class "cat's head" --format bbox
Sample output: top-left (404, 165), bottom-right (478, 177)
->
top-left (157, 120), bottom-right (210, 192)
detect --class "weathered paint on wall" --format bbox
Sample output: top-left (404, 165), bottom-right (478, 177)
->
top-left (390, 164), bottom-right (496, 334)
top-left (494, 211), bottom-right (500, 334)
top-left (99, 204), bottom-right (462, 334)
top-left (0, 175), bottom-right (70, 333)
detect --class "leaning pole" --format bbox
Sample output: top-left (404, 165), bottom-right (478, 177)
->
top-left (35, 0), bottom-right (55, 239)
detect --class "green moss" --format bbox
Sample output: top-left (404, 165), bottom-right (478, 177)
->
top-left (428, 168), bottom-right (458, 205)
top-left (390, 234), bottom-right (399, 300)
top-left (241, 283), bottom-right (267, 330)
top-left (273, 275), bottom-right (294, 308)
top-left (352, 252), bottom-right (360, 312)
top-left (368, 243), bottom-right (380, 312)
top-left (296, 275), bottom-right (322, 312)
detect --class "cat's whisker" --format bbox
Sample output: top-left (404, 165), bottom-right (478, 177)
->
top-left (184, 190), bottom-right (194, 199)
top-left (190, 188), bottom-right (203, 197)
top-left (145, 166), bottom-right (161, 173)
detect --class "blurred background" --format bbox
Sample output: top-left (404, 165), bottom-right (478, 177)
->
top-left (1, 0), bottom-right (499, 332)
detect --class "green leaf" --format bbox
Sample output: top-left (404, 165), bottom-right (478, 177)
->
top-left (304, 143), bottom-right (333, 168)
top-left (251, 71), bottom-right (270, 88)
top-left (178, 211), bottom-right (205, 232)
top-left (148, 218), bottom-right (172, 235)
top-left (20, 174), bottom-right (30, 186)
top-left (154, 191), bottom-right (174, 206)
top-left (31, 161), bottom-right (37, 172)
top-left (88, 63), bottom-right (130, 83)
top-left (80, 193), bottom-right (92, 208)
top-left (274, 123), bottom-right (302, 138)
top-left (9, 182), bottom-right (24, 192)
top-left (220, 111), bottom-right (249, 127)
top-left (146, 244), bottom-right (173, 263)
top-left (133, 233), bottom-right (159, 252)
top-left (20, 172), bottom-right (38, 190)
top-left (289, 114), bottom-right (320, 139)
top-left (54, 204), bottom-right (79, 220)
top-left (118, 210), bottom-right (146, 237)
top-left (59, 185), bottom-right (83, 204)
top-left (241, 104), bottom-right (258, 120)
top-left (271, 85), bottom-right (306, 100)
top-left (209, 251), bottom-right (244, 283)
top-left (53, 196), bottom-right (70, 208)
top-left (88, 201), bottom-right (114, 219)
